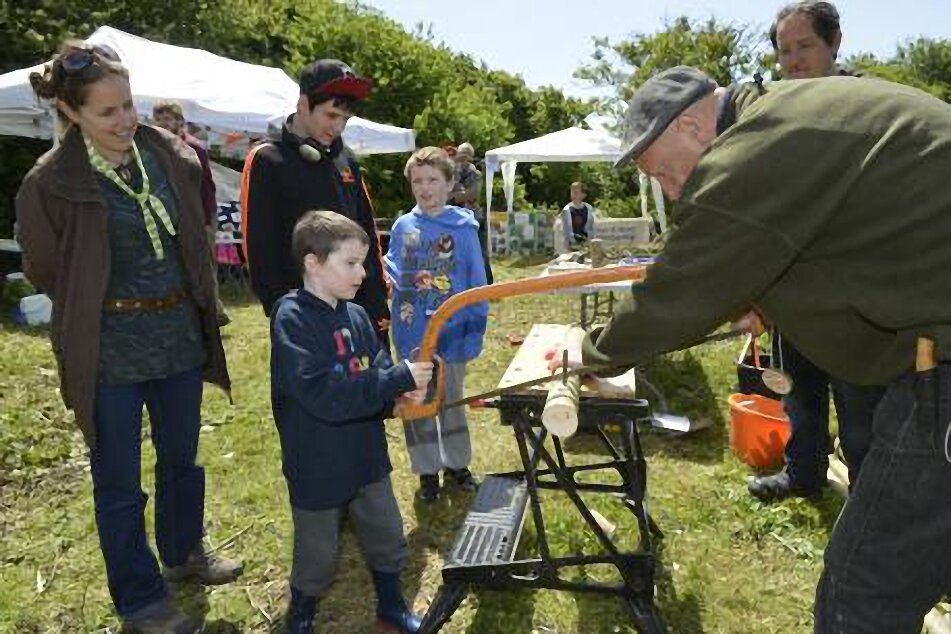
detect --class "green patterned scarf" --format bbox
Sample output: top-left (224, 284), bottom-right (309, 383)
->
top-left (85, 135), bottom-right (177, 259)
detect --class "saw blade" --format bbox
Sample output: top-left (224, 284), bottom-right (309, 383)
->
top-left (442, 327), bottom-right (748, 409)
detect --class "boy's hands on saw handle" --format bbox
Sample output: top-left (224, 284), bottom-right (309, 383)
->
top-left (401, 360), bottom-right (434, 404)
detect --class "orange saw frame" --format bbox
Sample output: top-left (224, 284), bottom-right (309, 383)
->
top-left (395, 265), bottom-right (647, 420)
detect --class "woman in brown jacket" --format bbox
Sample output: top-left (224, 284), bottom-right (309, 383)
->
top-left (15, 42), bottom-right (241, 634)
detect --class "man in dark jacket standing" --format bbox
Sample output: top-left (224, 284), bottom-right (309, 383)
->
top-left (450, 142), bottom-right (493, 284)
top-left (243, 59), bottom-right (390, 343)
top-left (552, 67), bottom-right (951, 632)
top-left (742, 1), bottom-right (884, 503)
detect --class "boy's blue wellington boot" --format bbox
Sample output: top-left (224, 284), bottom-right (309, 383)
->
top-left (285, 587), bottom-right (317, 634)
top-left (371, 570), bottom-right (422, 633)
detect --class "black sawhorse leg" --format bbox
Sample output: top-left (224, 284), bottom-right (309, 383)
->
top-left (418, 583), bottom-right (468, 634)
top-left (626, 593), bottom-right (666, 633)
top-left (417, 395), bottom-right (665, 634)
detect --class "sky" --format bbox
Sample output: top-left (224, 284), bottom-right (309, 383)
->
top-left (363, 0), bottom-right (950, 97)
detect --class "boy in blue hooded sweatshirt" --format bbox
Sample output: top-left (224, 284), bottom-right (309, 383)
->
top-left (271, 210), bottom-right (433, 633)
top-left (384, 147), bottom-right (489, 502)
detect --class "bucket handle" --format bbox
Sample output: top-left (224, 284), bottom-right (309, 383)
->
top-left (737, 333), bottom-right (765, 369)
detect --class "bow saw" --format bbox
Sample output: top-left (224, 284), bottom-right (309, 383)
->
top-left (394, 265), bottom-right (749, 420)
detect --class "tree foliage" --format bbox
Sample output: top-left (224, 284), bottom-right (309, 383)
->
top-left (575, 16), bottom-right (768, 103)
top-left (851, 38), bottom-right (951, 102)
top-left (7, 3), bottom-right (948, 235)
top-left (897, 37), bottom-right (951, 96)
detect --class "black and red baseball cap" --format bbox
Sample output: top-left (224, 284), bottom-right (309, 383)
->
top-left (299, 59), bottom-right (373, 100)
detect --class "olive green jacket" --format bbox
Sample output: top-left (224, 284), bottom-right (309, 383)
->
top-left (584, 77), bottom-right (951, 385)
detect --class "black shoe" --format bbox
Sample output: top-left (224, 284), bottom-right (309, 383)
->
top-left (372, 570), bottom-right (421, 633)
top-left (284, 587), bottom-right (316, 634)
top-left (748, 468), bottom-right (823, 503)
top-left (417, 474), bottom-right (440, 502)
top-left (445, 467), bottom-right (479, 492)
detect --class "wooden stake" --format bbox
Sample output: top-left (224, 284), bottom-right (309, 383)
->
top-left (590, 509), bottom-right (617, 538)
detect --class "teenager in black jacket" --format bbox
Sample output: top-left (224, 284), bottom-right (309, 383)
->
top-left (244, 59), bottom-right (390, 344)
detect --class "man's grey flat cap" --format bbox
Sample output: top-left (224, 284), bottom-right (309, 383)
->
top-left (614, 66), bottom-right (717, 168)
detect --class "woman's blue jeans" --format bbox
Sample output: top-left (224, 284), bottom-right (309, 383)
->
top-left (90, 365), bottom-right (205, 617)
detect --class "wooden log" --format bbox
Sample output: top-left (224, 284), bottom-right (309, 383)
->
top-left (542, 327), bottom-right (586, 438)
top-left (543, 372), bottom-right (581, 438)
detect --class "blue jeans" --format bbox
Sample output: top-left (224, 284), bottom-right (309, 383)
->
top-left (90, 365), bottom-right (205, 617)
top-left (775, 336), bottom-right (885, 489)
top-left (815, 364), bottom-right (951, 632)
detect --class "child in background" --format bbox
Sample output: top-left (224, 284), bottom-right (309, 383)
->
top-left (561, 181), bottom-right (597, 250)
top-left (385, 147), bottom-right (488, 502)
top-left (270, 210), bottom-right (432, 633)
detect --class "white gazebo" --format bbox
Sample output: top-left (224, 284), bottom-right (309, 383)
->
top-left (483, 126), bottom-right (665, 253)
top-left (484, 126), bottom-right (622, 213)
top-left (0, 25), bottom-right (416, 156)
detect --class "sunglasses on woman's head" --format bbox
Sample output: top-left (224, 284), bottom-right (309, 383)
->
top-left (60, 44), bottom-right (121, 73)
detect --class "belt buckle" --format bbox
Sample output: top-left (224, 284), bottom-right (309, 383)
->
top-left (917, 337), bottom-right (937, 372)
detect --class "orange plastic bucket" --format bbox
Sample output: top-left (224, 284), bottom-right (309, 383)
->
top-left (728, 393), bottom-right (791, 470)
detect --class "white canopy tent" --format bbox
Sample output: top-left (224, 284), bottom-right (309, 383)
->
top-left (484, 126), bottom-right (623, 213)
top-left (483, 126), bottom-right (666, 252)
top-left (0, 25), bottom-right (416, 156)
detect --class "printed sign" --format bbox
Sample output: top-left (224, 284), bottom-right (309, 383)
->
top-left (593, 217), bottom-right (653, 247)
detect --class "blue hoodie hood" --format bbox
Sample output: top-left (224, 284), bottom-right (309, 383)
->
top-left (384, 205), bottom-right (488, 363)
top-left (406, 205), bottom-right (479, 232)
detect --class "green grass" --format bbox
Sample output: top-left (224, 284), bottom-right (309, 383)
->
top-left (0, 260), bottom-right (844, 633)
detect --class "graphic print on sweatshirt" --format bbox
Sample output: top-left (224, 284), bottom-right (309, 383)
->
top-left (397, 229), bottom-right (456, 327)
top-left (332, 326), bottom-right (367, 378)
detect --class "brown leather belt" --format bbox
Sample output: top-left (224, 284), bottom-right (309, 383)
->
top-left (103, 289), bottom-right (188, 313)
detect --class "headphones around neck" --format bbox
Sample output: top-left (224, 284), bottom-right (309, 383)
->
top-left (298, 136), bottom-right (343, 164)
top-left (299, 142), bottom-right (324, 163)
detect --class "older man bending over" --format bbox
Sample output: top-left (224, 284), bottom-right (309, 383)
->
top-left (552, 66), bottom-right (951, 632)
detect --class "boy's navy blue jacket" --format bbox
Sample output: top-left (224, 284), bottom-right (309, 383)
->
top-left (270, 289), bottom-right (415, 510)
